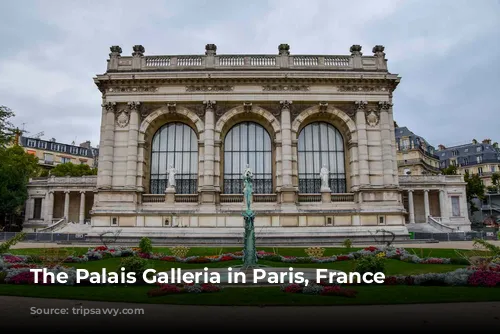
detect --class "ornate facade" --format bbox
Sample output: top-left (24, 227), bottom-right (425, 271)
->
top-left (21, 43), bottom-right (472, 241)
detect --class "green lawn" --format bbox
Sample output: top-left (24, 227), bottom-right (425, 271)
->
top-left (69, 258), bottom-right (465, 276)
top-left (1, 284), bottom-right (500, 306)
top-left (9, 246), bottom-right (481, 259)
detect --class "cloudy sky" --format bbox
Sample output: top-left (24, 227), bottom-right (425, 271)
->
top-left (0, 0), bottom-right (498, 148)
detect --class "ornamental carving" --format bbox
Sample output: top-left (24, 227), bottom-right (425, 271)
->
top-left (378, 101), bottom-right (393, 110)
top-left (115, 108), bottom-right (130, 128)
top-left (186, 85), bottom-right (233, 92)
top-left (365, 109), bottom-right (380, 127)
top-left (290, 103), bottom-right (316, 121)
top-left (214, 102), bottom-right (240, 121)
top-left (338, 85), bottom-right (388, 92)
top-left (262, 85), bottom-right (309, 92)
top-left (107, 86), bottom-right (158, 93)
top-left (102, 102), bottom-right (116, 112)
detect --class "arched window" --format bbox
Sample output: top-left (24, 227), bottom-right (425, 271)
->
top-left (150, 122), bottom-right (198, 194)
top-left (297, 122), bottom-right (346, 193)
top-left (223, 122), bottom-right (272, 194)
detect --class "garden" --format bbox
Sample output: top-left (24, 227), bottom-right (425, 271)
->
top-left (1, 233), bottom-right (500, 305)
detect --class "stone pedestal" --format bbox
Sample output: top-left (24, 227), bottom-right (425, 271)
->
top-left (165, 187), bottom-right (175, 204)
top-left (280, 187), bottom-right (297, 204)
top-left (321, 188), bottom-right (331, 203)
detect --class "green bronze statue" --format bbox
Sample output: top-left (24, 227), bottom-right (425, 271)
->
top-left (242, 164), bottom-right (257, 268)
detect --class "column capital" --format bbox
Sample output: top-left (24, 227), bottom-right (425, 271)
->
top-left (280, 100), bottom-right (292, 110)
top-left (203, 100), bottom-right (216, 110)
top-left (127, 101), bottom-right (141, 111)
top-left (80, 190), bottom-right (86, 194)
top-left (355, 100), bottom-right (368, 110)
top-left (64, 190), bottom-right (71, 194)
top-left (423, 189), bottom-right (429, 193)
top-left (102, 102), bottom-right (117, 113)
top-left (48, 190), bottom-right (54, 194)
top-left (407, 189), bottom-right (414, 193)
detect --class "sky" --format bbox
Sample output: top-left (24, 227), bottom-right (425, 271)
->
top-left (0, 0), bottom-right (499, 149)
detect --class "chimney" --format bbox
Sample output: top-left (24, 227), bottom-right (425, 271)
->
top-left (438, 144), bottom-right (446, 151)
top-left (482, 139), bottom-right (492, 145)
top-left (79, 140), bottom-right (91, 148)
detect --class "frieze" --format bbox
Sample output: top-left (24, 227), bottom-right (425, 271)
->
top-left (262, 85), bottom-right (309, 92)
top-left (338, 85), bottom-right (389, 92)
top-left (186, 85), bottom-right (233, 92)
top-left (107, 86), bottom-right (158, 93)
top-left (214, 102), bottom-right (241, 122)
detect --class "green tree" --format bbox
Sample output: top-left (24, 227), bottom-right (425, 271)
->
top-left (464, 170), bottom-right (485, 215)
top-left (488, 172), bottom-right (500, 193)
top-left (0, 106), bottom-right (15, 148)
top-left (0, 145), bottom-right (40, 224)
top-left (441, 164), bottom-right (458, 175)
top-left (49, 162), bottom-right (97, 177)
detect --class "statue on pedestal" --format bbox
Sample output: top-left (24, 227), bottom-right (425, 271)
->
top-left (320, 164), bottom-right (330, 191)
top-left (167, 165), bottom-right (177, 189)
top-left (242, 164), bottom-right (257, 269)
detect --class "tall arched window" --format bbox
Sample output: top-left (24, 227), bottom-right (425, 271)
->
top-left (223, 122), bottom-right (272, 194)
top-left (150, 122), bottom-right (198, 194)
top-left (297, 122), bottom-right (346, 193)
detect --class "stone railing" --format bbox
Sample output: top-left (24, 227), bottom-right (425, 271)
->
top-left (398, 175), bottom-right (464, 184)
top-left (219, 194), bottom-right (243, 203)
top-left (107, 44), bottom-right (388, 73)
top-left (332, 193), bottom-right (355, 202)
top-left (174, 194), bottom-right (199, 203)
top-left (298, 194), bottom-right (322, 203)
top-left (397, 159), bottom-right (440, 172)
top-left (142, 194), bottom-right (164, 203)
top-left (428, 216), bottom-right (456, 232)
top-left (29, 176), bottom-right (97, 186)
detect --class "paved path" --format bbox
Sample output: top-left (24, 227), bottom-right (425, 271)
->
top-left (10, 240), bottom-right (500, 250)
top-left (0, 296), bottom-right (498, 330)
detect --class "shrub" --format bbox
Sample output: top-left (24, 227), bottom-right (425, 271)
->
top-left (139, 237), bottom-right (152, 254)
top-left (169, 246), bottom-right (190, 258)
top-left (354, 255), bottom-right (385, 274)
top-left (119, 256), bottom-right (148, 275)
top-left (305, 247), bottom-right (325, 257)
top-left (342, 238), bottom-right (353, 251)
top-left (0, 233), bottom-right (26, 254)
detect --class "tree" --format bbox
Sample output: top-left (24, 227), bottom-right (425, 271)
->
top-left (464, 170), bottom-right (485, 215)
top-left (0, 105), bottom-right (15, 148)
top-left (0, 145), bottom-right (40, 225)
top-left (441, 164), bottom-right (458, 175)
top-left (49, 162), bottom-right (97, 177)
top-left (487, 172), bottom-right (500, 193)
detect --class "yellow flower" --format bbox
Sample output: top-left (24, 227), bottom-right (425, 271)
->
top-left (376, 252), bottom-right (386, 258)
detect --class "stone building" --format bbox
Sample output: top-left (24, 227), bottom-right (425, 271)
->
top-left (395, 126), bottom-right (440, 176)
top-left (437, 139), bottom-right (500, 187)
top-left (22, 43), bottom-right (471, 241)
top-left (18, 136), bottom-right (99, 170)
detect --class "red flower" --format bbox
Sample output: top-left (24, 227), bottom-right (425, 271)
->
top-left (321, 286), bottom-right (358, 297)
top-left (364, 246), bottom-right (377, 252)
top-left (384, 276), bottom-right (398, 285)
top-left (336, 255), bottom-right (350, 261)
top-left (283, 284), bottom-right (302, 293)
top-left (468, 271), bottom-right (500, 287)
top-left (219, 255), bottom-right (233, 261)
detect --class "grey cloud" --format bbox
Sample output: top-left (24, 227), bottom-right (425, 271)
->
top-left (0, 0), bottom-right (498, 148)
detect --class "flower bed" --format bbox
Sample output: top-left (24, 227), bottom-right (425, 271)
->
top-left (384, 265), bottom-right (500, 287)
top-left (61, 245), bottom-right (453, 265)
top-left (281, 283), bottom-right (358, 297)
top-left (147, 283), bottom-right (222, 297)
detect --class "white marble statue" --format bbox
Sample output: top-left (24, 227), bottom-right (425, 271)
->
top-left (320, 164), bottom-right (330, 190)
top-left (167, 164), bottom-right (177, 188)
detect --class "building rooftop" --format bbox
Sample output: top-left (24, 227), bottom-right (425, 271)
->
top-left (20, 136), bottom-right (99, 159)
top-left (395, 126), bottom-right (437, 158)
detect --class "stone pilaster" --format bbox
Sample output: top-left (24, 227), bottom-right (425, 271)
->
top-left (379, 101), bottom-right (394, 186)
top-left (97, 102), bottom-right (116, 189)
top-left (24, 197), bottom-right (33, 222)
top-left (348, 140), bottom-right (360, 191)
top-left (201, 100), bottom-right (216, 204)
top-left (279, 100), bottom-right (297, 204)
top-left (126, 101), bottom-right (140, 189)
top-left (439, 189), bottom-right (448, 220)
top-left (355, 101), bottom-right (370, 186)
top-left (386, 101), bottom-right (399, 185)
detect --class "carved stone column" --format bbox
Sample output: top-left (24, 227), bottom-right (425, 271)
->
top-left (439, 189), bottom-right (448, 220)
top-left (408, 190), bottom-right (415, 224)
top-left (424, 189), bottom-right (430, 222)
top-left (280, 100), bottom-right (297, 204)
top-left (201, 101), bottom-right (216, 204)
top-left (355, 101), bottom-right (370, 186)
top-left (45, 191), bottom-right (54, 224)
top-left (97, 102), bottom-right (116, 189)
top-left (79, 191), bottom-right (86, 224)
top-left (379, 101), bottom-right (394, 186)
top-left (126, 101), bottom-right (140, 189)
top-left (63, 190), bottom-right (70, 222)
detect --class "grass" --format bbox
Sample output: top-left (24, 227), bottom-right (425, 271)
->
top-left (1, 284), bottom-right (500, 306)
top-left (2, 245), bottom-right (492, 306)
top-left (67, 258), bottom-right (464, 276)
top-left (9, 246), bottom-right (484, 259)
